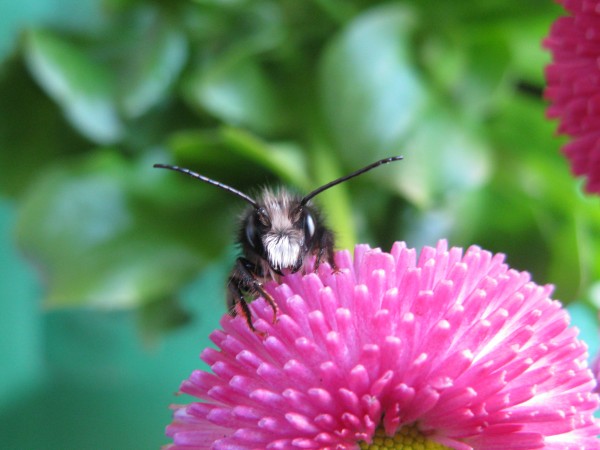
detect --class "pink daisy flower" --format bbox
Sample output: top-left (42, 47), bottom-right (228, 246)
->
top-left (544, 0), bottom-right (600, 194)
top-left (166, 241), bottom-right (600, 449)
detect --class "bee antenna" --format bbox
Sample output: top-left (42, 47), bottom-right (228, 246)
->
top-left (153, 164), bottom-right (259, 208)
top-left (301, 156), bottom-right (403, 206)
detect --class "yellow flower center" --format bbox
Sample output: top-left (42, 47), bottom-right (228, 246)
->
top-left (359, 423), bottom-right (453, 450)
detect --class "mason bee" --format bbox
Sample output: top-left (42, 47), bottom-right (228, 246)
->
top-left (154, 156), bottom-right (402, 332)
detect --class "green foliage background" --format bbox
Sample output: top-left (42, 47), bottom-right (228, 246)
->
top-left (1, 0), bottom-right (599, 448)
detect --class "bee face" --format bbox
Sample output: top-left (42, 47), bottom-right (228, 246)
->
top-left (243, 189), bottom-right (315, 273)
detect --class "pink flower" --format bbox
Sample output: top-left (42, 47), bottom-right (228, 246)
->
top-left (166, 241), bottom-right (600, 449)
top-left (544, 0), bottom-right (600, 194)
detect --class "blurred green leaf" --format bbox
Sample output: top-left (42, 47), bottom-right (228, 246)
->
top-left (545, 213), bottom-right (584, 301)
top-left (310, 148), bottom-right (357, 249)
top-left (137, 297), bottom-right (191, 344)
top-left (395, 109), bottom-right (491, 207)
top-left (167, 127), bottom-right (312, 190)
top-left (23, 29), bottom-right (123, 144)
top-left (220, 127), bottom-right (311, 189)
top-left (320, 4), bottom-right (429, 162)
top-left (503, 15), bottom-right (556, 86)
top-left (183, 57), bottom-right (285, 135)
top-left (118, 9), bottom-right (188, 118)
top-left (450, 30), bottom-right (511, 117)
top-left (580, 209), bottom-right (600, 297)
top-left (15, 151), bottom-right (230, 309)
top-left (0, 60), bottom-right (88, 197)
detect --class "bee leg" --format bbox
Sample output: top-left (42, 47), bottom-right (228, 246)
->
top-left (234, 257), bottom-right (279, 324)
top-left (226, 279), bottom-right (257, 332)
top-left (314, 229), bottom-right (337, 272)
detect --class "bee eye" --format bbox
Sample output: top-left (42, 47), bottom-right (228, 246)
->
top-left (257, 207), bottom-right (271, 227)
top-left (304, 212), bottom-right (315, 238)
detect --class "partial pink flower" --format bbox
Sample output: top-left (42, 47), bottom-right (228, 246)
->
top-left (594, 356), bottom-right (600, 395)
top-left (544, 0), bottom-right (600, 194)
top-left (167, 241), bottom-right (600, 449)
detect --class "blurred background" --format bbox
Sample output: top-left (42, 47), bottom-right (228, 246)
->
top-left (1, 0), bottom-right (599, 448)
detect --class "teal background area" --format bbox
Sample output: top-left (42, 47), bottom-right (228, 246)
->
top-left (0, 199), bottom-right (224, 449)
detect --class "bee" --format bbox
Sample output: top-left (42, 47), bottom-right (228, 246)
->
top-left (153, 156), bottom-right (403, 332)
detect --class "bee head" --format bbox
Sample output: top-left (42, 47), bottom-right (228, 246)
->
top-left (244, 189), bottom-right (317, 274)
top-left (153, 156), bottom-right (403, 275)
